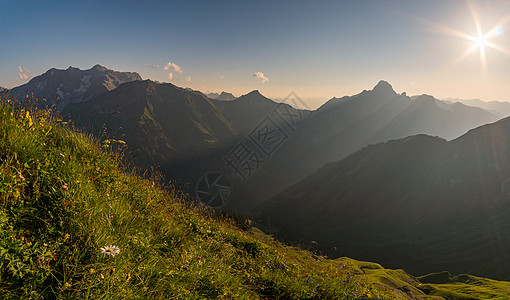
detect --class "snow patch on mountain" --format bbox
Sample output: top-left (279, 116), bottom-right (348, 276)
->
top-left (35, 81), bottom-right (47, 90)
top-left (56, 84), bottom-right (64, 99)
top-left (75, 75), bottom-right (91, 94)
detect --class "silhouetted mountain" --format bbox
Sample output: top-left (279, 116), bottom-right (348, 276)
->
top-left (373, 94), bottom-right (500, 142)
top-left (205, 92), bottom-right (220, 99)
top-left (212, 90), bottom-right (306, 136)
top-left (64, 80), bottom-right (237, 171)
top-left (316, 95), bottom-right (351, 111)
top-left (215, 92), bottom-right (236, 101)
top-left (226, 81), bottom-right (499, 210)
top-left (184, 90), bottom-right (237, 101)
top-left (9, 65), bottom-right (141, 110)
top-left (444, 98), bottom-right (510, 118)
top-left (260, 116), bottom-right (510, 280)
top-left (0, 86), bottom-right (6, 92)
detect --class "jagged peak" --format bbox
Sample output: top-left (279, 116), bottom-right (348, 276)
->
top-left (372, 80), bottom-right (396, 94)
top-left (91, 64), bottom-right (107, 71)
top-left (414, 94), bottom-right (435, 101)
top-left (246, 90), bottom-right (262, 96)
top-left (219, 91), bottom-right (234, 96)
top-left (235, 90), bottom-right (275, 104)
top-left (216, 91), bottom-right (236, 101)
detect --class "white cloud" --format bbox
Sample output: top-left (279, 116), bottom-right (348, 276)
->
top-left (186, 75), bottom-right (191, 82)
top-left (18, 65), bottom-right (31, 81)
top-left (164, 62), bottom-right (183, 73)
top-left (167, 72), bottom-right (174, 80)
top-left (147, 64), bottom-right (160, 69)
top-left (253, 72), bottom-right (269, 83)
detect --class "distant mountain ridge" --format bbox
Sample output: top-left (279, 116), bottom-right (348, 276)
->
top-left (203, 92), bottom-right (219, 99)
top-left (260, 115), bottom-right (510, 279)
top-left (212, 90), bottom-right (305, 136)
top-left (215, 91), bottom-right (236, 101)
top-left (204, 91), bottom-right (237, 101)
top-left (9, 65), bottom-right (141, 110)
top-left (443, 97), bottom-right (510, 118)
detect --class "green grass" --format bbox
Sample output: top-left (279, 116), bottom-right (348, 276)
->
top-left (2, 95), bottom-right (510, 299)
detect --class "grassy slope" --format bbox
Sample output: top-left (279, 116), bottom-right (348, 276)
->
top-left (1, 96), bottom-right (510, 299)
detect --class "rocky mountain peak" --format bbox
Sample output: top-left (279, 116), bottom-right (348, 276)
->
top-left (372, 80), bottom-right (396, 95)
top-left (9, 65), bottom-right (143, 110)
top-left (216, 91), bottom-right (236, 101)
top-left (92, 64), bottom-right (107, 71)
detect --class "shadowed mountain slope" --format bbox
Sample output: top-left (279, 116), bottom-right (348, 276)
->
top-left (260, 116), bottom-right (510, 280)
top-left (64, 80), bottom-right (237, 170)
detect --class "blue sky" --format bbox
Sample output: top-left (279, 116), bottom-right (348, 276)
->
top-left (1, 0), bottom-right (510, 107)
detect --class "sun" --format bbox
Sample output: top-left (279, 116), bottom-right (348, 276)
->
top-left (465, 30), bottom-right (491, 67)
top-left (460, 24), bottom-right (507, 73)
top-left (474, 33), bottom-right (489, 51)
top-left (426, 1), bottom-right (510, 73)
top-left (455, 1), bottom-right (510, 72)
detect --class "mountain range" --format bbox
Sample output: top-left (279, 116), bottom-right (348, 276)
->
top-left (222, 81), bottom-right (500, 210)
top-left (7, 65), bottom-right (510, 281)
top-left (443, 98), bottom-right (510, 118)
top-left (9, 65), bottom-right (141, 110)
top-left (260, 116), bottom-right (510, 280)
top-left (63, 80), bottom-right (238, 172)
top-left (205, 91), bottom-right (237, 101)
top-left (55, 76), bottom-right (307, 193)
top-left (8, 66), bottom-right (502, 211)
top-left (204, 92), bottom-right (220, 99)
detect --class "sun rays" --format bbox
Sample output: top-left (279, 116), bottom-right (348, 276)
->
top-left (454, 1), bottom-right (509, 74)
top-left (422, 1), bottom-right (510, 77)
